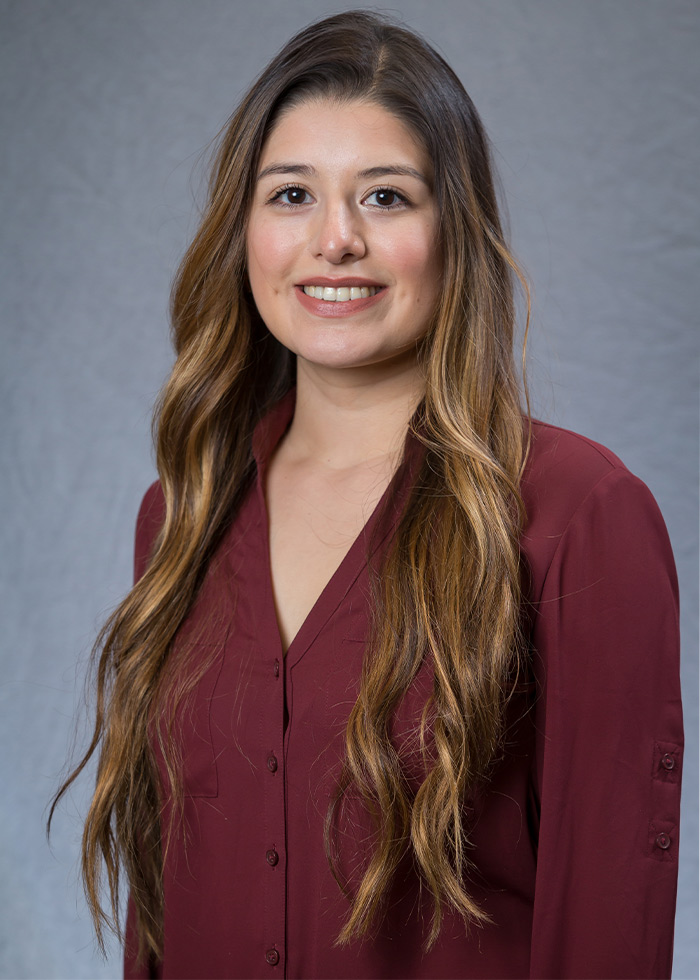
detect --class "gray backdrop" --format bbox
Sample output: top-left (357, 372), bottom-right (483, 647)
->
top-left (1, 1), bottom-right (697, 977)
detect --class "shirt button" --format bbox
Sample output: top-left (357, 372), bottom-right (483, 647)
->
top-left (267, 754), bottom-right (278, 773)
top-left (273, 659), bottom-right (280, 678)
top-left (266, 848), bottom-right (279, 866)
top-left (655, 832), bottom-right (671, 850)
top-left (661, 753), bottom-right (675, 771)
top-left (265, 948), bottom-right (279, 966)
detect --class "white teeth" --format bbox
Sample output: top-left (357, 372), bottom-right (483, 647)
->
top-left (303, 285), bottom-right (380, 301)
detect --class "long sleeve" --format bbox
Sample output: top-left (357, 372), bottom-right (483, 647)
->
top-left (529, 467), bottom-right (683, 979)
top-left (124, 895), bottom-right (158, 980)
top-left (123, 482), bottom-right (165, 980)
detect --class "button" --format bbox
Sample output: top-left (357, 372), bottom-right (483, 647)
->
top-left (661, 753), bottom-right (675, 771)
top-left (267, 754), bottom-right (278, 773)
top-left (265, 948), bottom-right (279, 966)
top-left (273, 659), bottom-right (280, 678)
top-left (266, 848), bottom-right (279, 866)
top-left (655, 832), bottom-right (671, 850)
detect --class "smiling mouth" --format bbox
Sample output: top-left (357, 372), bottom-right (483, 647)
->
top-left (301, 285), bottom-right (382, 302)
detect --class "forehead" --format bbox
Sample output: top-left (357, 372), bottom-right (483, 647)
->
top-left (258, 97), bottom-right (431, 176)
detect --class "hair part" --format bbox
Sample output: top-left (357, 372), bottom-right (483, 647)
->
top-left (49, 8), bottom-right (530, 963)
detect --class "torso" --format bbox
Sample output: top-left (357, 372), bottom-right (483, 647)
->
top-left (129, 407), bottom-right (682, 978)
top-left (265, 440), bottom-right (398, 651)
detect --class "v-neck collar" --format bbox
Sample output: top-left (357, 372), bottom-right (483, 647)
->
top-left (251, 388), bottom-right (425, 670)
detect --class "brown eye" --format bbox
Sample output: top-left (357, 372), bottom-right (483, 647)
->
top-left (270, 185), bottom-right (310, 206)
top-left (365, 188), bottom-right (407, 209)
top-left (284, 187), bottom-right (307, 204)
top-left (375, 189), bottom-right (397, 206)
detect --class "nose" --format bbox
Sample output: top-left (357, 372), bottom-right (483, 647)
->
top-left (311, 201), bottom-right (366, 263)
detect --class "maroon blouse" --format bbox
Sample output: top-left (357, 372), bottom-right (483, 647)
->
top-left (124, 391), bottom-right (683, 979)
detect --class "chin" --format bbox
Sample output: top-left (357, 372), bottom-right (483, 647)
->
top-left (299, 343), bottom-right (420, 375)
top-left (298, 351), bottom-right (378, 371)
top-left (290, 333), bottom-right (375, 369)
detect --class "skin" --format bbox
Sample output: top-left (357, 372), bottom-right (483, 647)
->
top-left (246, 97), bottom-right (442, 649)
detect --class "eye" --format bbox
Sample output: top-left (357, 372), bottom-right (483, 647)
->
top-left (363, 187), bottom-right (408, 209)
top-left (268, 184), bottom-right (311, 207)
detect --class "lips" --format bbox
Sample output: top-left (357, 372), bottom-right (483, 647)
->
top-left (295, 282), bottom-right (386, 318)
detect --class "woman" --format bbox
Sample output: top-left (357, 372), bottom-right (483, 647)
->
top-left (51, 11), bottom-right (683, 979)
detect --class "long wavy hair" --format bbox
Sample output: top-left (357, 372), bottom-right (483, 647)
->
top-left (49, 9), bottom-right (530, 962)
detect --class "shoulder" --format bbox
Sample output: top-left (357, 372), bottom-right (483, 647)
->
top-left (520, 420), bottom-right (672, 591)
top-left (133, 480), bottom-right (165, 583)
top-left (523, 419), bottom-right (627, 505)
top-left (522, 419), bottom-right (642, 530)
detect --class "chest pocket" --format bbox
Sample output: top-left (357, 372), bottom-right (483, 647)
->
top-left (151, 624), bottom-right (229, 800)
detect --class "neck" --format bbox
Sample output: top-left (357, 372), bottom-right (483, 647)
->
top-left (285, 357), bottom-right (425, 469)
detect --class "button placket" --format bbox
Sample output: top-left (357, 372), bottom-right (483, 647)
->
top-left (262, 647), bottom-right (287, 970)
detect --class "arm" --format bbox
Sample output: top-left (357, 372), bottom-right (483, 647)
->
top-left (123, 482), bottom-right (164, 980)
top-left (124, 895), bottom-right (158, 980)
top-left (529, 468), bottom-right (683, 979)
top-left (132, 481), bottom-right (165, 584)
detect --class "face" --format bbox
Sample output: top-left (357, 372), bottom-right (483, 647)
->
top-left (246, 98), bottom-right (441, 377)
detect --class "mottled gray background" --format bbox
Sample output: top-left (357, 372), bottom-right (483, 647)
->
top-left (1, 1), bottom-right (697, 977)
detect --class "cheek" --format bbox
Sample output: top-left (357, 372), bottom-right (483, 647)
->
top-left (383, 225), bottom-right (440, 281)
top-left (246, 222), bottom-right (297, 288)
top-left (383, 231), bottom-right (442, 310)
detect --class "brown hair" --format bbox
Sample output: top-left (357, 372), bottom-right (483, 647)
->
top-left (49, 9), bottom-right (529, 961)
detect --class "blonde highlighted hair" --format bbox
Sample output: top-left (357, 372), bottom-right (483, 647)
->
top-left (50, 9), bottom-right (529, 962)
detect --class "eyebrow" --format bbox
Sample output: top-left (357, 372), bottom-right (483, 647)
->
top-left (256, 163), bottom-right (429, 185)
